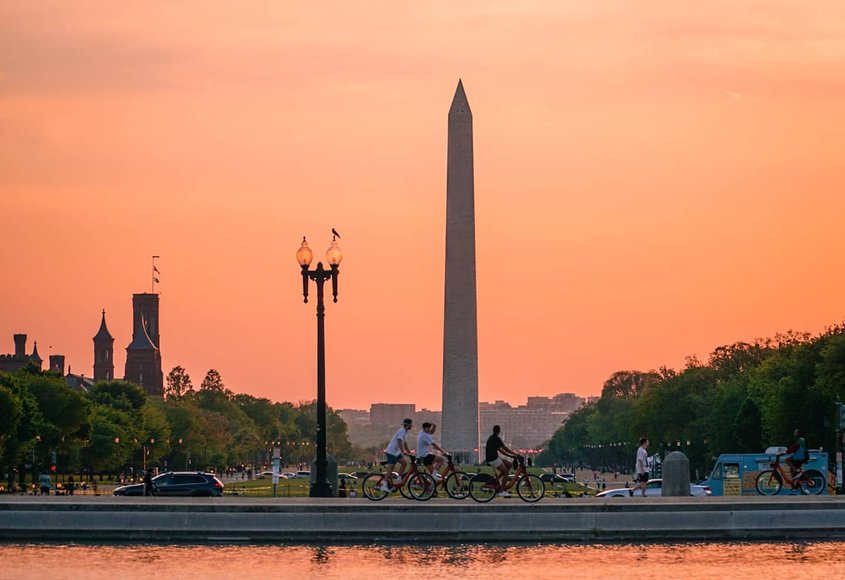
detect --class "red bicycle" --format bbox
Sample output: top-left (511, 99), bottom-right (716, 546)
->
top-left (362, 455), bottom-right (435, 501)
top-left (433, 454), bottom-right (471, 500)
top-left (755, 453), bottom-right (826, 495)
top-left (468, 455), bottom-right (544, 502)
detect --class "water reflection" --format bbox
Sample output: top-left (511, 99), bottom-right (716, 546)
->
top-left (1, 542), bottom-right (844, 579)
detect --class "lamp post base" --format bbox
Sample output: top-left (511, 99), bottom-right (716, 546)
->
top-left (309, 481), bottom-right (333, 498)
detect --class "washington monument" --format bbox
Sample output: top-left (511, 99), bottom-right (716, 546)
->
top-left (441, 80), bottom-right (480, 462)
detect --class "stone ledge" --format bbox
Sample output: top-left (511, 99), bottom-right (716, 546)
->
top-left (1, 497), bottom-right (843, 543)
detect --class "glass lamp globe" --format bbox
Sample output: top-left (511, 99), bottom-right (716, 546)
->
top-left (296, 237), bottom-right (313, 266)
top-left (326, 239), bottom-right (343, 266)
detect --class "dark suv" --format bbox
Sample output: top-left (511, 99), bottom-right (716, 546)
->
top-left (113, 471), bottom-right (224, 497)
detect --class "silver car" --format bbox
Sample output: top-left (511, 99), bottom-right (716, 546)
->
top-left (595, 478), bottom-right (711, 498)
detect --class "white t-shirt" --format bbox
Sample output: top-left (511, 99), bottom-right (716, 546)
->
top-left (636, 446), bottom-right (648, 475)
top-left (417, 431), bottom-right (434, 457)
top-left (385, 427), bottom-right (407, 456)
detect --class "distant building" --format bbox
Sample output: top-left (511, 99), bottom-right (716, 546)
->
top-left (122, 293), bottom-right (163, 396)
top-left (0, 334), bottom-right (42, 372)
top-left (337, 409), bottom-right (371, 427)
top-left (370, 403), bottom-right (416, 427)
top-left (93, 310), bottom-right (114, 382)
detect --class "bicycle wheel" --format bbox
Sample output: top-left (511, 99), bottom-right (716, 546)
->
top-left (798, 469), bottom-right (826, 495)
top-left (468, 473), bottom-right (497, 503)
top-left (408, 473), bottom-right (436, 501)
top-left (445, 471), bottom-right (470, 500)
top-left (755, 469), bottom-right (782, 496)
top-left (516, 474), bottom-right (545, 503)
top-left (362, 473), bottom-right (389, 501)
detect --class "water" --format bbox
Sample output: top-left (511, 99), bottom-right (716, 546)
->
top-left (2, 542), bottom-right (843, 579)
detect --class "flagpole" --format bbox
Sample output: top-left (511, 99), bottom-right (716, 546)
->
top-left (152, 255), bottom-right (160, 294)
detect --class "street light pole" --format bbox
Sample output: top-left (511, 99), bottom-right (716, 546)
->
top-left (297, 236), bottom-right (342, 498)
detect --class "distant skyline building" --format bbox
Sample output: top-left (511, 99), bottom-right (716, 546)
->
top-left (123, 293), bottom-right (163, 396)
top-left (0, 334), bottom-right (42, 373)
top-left (93, 310), bottom-right (114, 382)
top-left (370, 403), bottom-right (416, 427)
top-left (340, 392), bottom-right (587, 451)
top-left (441, 80), bottom-right (480, 463)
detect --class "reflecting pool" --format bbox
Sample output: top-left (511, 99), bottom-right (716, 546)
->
top-left (2, 542), bottom-right (844, 579)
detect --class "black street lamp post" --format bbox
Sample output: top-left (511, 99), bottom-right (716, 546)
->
top-left (296, 235), bottom-right (342, 498)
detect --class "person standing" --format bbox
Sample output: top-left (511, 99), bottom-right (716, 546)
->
top-left (379, 418), bottom-right (414, 492)
top-left (143, 468), bottom-right (155, 497)
top-left (631, 437), bottom-right (649, 497)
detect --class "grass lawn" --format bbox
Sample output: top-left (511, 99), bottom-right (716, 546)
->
top-left (226, 466), bottom-right (594, 498)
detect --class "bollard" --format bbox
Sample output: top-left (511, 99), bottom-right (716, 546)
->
top-left (310, 454), bottom-right (339, 497)
top-left (662, 451), bottom-right (690, 497)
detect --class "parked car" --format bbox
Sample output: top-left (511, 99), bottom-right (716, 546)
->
top-left (338, 473), bottom-right (358, 481)
top-left (294, 470), bottom-right (311, 479)
top-left (540, 473), bottom-right (572, 486)
top-left (280, 472), bottom-right (296, 479)
top-left (595, 479), bottom-right (711, 498)
top-left (113, 471), bottom-right (224, 497)
top-left (352, 471), bottom-right (370, 479)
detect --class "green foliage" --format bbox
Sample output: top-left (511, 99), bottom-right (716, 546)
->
top-left (544, 328), bottom-right (845, 475)
top-left (199, 369), bottom-right (225, 393)
top-left (88, 381), bottom-right (147, 413)
top-left (0, 367), bottom-right (356, 478)
top-left (165, 366), bottom-right (193, 399)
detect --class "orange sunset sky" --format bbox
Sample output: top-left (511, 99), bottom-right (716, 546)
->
top-left (2, 1), bottom-right (844, 411)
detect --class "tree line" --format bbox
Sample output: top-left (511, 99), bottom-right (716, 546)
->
top-left (0, 364), bottom-right (354, 487)
top-left (540, 325), bottom-right (845, 479)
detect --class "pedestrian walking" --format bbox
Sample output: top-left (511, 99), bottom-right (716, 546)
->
top-left (631, 437), bottom-right (649, 497)
top-left (143, 468), bottom-right (155, 497)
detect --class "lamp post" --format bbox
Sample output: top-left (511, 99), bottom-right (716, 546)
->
top-left (296, 235), bottom-right (342, 497)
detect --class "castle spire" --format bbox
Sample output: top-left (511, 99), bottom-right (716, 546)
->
top-left (93, 309), bottom-right (115, 382)
top-left (93, 309), bottom-right (114, 341)
top-left (31, 341), bottom-right (41, 363)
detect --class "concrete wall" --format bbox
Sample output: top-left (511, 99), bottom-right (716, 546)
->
top-left (2, 496), bottom-right (845, 542)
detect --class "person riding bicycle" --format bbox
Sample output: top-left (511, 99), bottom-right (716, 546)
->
top-left (417, 422), bottom-right (449, 481)
top-left (486, 425), bottom-right (518, 498)
top-left (379, 418), bottom-right (414, 492)
top-left (785, 428), bottom-right (808, 486)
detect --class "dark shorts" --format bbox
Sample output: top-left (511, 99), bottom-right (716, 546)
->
top-left (385, 452), bottom-right (402, 464)
top-left (422, 454), bottom-right (436, 466)
top-left (636, 472), bottom-right (649, 483)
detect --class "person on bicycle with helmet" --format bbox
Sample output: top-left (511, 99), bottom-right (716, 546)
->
top-left (785, 428), bottom-right (808, 484)
top-left (486, 425), bottom-right (518, 498)
top-left (379, 418), bottom-right (414, 492)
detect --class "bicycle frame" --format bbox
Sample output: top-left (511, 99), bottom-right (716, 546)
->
top-left (769, 457), bottom-right (806, 488)
top-left (377, 454), bottom-right (422, 490)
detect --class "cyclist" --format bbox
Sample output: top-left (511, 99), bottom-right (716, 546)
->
top-left (631, 437), bottom-right (649, 497)
top-left (417, 422), bottom-right (449, 481)
top-left (785, 428), bottom-right (808, 486)
top-left (485, 425), bottom-right (518, 498)
top-left (379, 418), bottom-right (414, 492)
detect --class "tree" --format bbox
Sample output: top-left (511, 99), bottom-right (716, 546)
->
top-left (600, 370), bottom-right (660, 399)
top-left (165, 366), bottom-right (193, 400)
top-left (88, 381), bottom-right (146, 414)
top-left (199, 369), bottom-right (225, 393)
top-left (0, 383), bottom-right (22, 457)
top-left (732, 397), bottom-right (763, 453)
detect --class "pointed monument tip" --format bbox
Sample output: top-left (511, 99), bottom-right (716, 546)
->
top-left (449, 79), bottom-right (471, 116)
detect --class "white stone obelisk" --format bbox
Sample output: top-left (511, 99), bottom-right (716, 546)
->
top-left (441, 80), bottom-right (480, 463)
